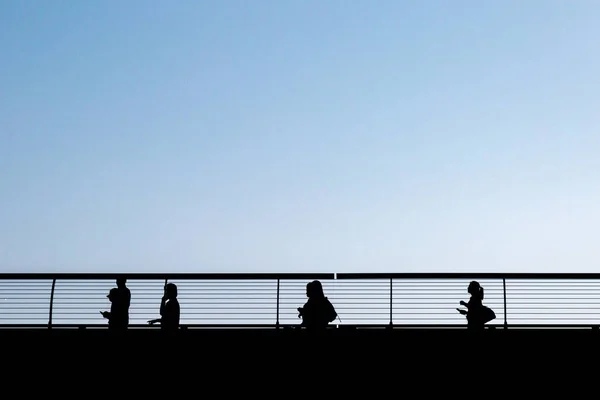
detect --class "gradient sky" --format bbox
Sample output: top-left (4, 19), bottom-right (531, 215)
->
top-left (1, 1), bottom-right (599, 273)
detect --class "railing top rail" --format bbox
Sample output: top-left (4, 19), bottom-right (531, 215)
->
top-left (0, 273), bottom-right (335, 280)
top-left (336, 273), bottom-right (600, 280)
top-left (3, 272), bottom-right (600, 280)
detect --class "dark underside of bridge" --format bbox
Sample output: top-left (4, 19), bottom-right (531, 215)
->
top-left (7, 327), bottom-right (594, 380)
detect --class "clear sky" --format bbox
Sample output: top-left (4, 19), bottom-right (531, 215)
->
top-left (1, 1), bottom-right (599, 273)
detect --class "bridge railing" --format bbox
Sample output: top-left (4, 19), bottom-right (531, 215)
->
top-left (1, 273), bottom-right (600, 328)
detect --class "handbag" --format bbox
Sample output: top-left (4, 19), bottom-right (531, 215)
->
top-left (481, 306), bottom-right (496, 324)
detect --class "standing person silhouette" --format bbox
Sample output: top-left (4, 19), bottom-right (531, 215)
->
top-left (148, 283), bottom-right (180, 331)
top-left (115, 277), bottom-right (131, 326)
top-left (457, 281), bottom-right (495, 330)
top-left (297, 280), bottom-right (338, 330)
top-left (100, 277), bottom-right (131, 330)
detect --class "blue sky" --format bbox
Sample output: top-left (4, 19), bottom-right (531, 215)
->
top-left (1, 1), bottom-right (599, 273)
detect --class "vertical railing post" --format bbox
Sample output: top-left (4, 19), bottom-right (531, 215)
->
top-left (389, 278), bottom-right (393, 327)
top-left (48, 278), bottom-right (56, 329)
top-left (276, 279), bottom-right (280, 329)
top-left (503, 278), bottom-right (508, 329)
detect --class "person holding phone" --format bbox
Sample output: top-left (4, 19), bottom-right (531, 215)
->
top-left (100, 277), bottom-right (131, 330)
top-left (100, 288), bottom-right (128, 330)
top-left (297, 280), bottom-right (338, 330)
top-left (456, 281), bottom-right (495, 330)
top-left (148, 283), bottom-right (180, 331)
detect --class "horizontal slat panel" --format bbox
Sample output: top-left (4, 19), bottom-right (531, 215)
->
top-left (0, 275), bottom-right (599, 328)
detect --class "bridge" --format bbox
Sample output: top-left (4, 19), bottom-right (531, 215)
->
top-left (2, 272), bottom-right (600, 331)
top-left (6, 271), bottom-right (598, 376)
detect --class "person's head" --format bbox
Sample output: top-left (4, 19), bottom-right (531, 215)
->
top-left (468, 281), bottom-right (484, 299)
top-left (165, 283), bottom-right (178, 300)
top-left (306, 280), bottom-right (324, 298)
top-left (107, 288), bottom-right (118, 302)
top-left (116, 277), bottom-right (126, 288)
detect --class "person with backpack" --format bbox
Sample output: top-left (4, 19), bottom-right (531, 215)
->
top-left (456, 281), bottom-right (496, 330)
top-left (297, 280), bottom-right (338, 330)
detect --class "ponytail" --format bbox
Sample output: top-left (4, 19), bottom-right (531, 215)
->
top-left (480, 287), bottom-right (484, 300)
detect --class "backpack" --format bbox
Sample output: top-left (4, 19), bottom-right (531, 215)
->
top-left (481, 306), bottom-right (496, 324)
top-left (325, 297), bottom-right (339, 323)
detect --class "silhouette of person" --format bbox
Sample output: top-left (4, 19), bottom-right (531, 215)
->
top-left (101, 288), bottom-right (127, 330)
top-left (100, 278), bottom-right (131, 329)
top-left (115, 277), bottom-right (131, 324)
top-left (456, 281), bottom-right (495, 330)
top-left (148, 283), bottom-right (180, 331)
top-left (297, 280), bottom-right (338, 330)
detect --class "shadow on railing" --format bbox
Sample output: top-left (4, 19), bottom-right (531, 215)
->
top-left (2, 273), bottom-right (600, 329)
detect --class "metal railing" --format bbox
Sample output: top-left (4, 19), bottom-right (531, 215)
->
top-left (2, 272), bottom-right (600, 329)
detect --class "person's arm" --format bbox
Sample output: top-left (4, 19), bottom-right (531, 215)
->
top-left (101, 311), bottom-right (111, 320)
top-left (299, 301), bottom-right (313, 325)
top-left (159, 296), bottom-right (167, 317)
top-left (149, 294), bottom-right (168, 325)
